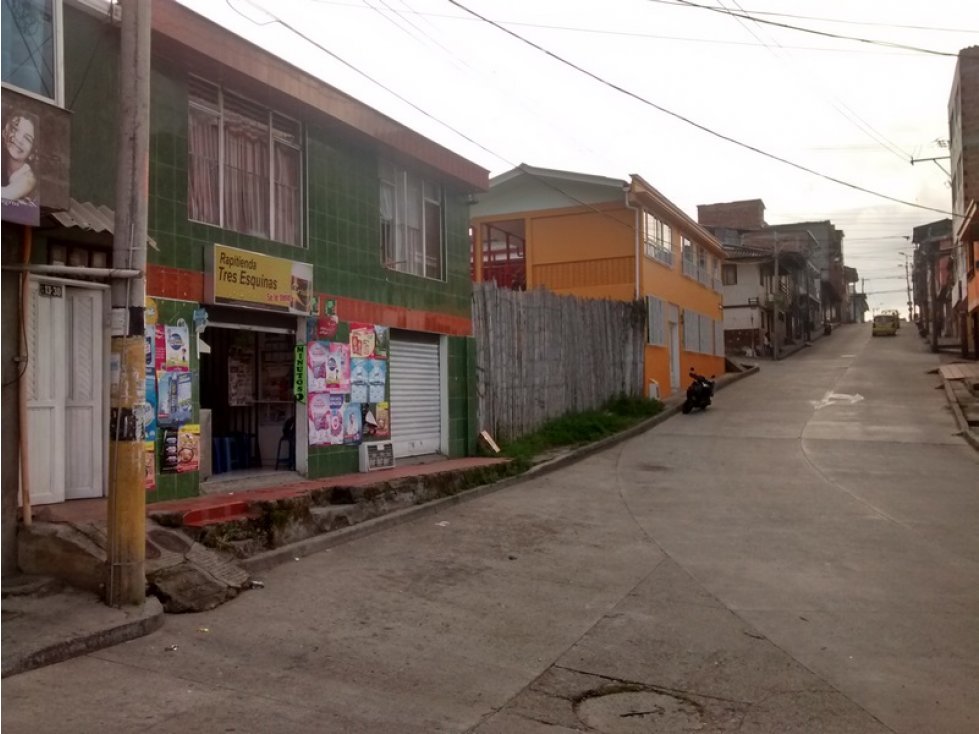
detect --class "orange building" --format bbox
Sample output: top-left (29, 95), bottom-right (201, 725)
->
top-left (470, 165), bottom-right (726, 398)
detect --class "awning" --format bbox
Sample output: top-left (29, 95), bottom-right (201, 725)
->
top-left (43, 198), bottom-right (158, 251)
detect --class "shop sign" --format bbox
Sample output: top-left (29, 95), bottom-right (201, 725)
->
top-left (293, 344), bottom-right (307, 403)
top-left (208, 244), bottom-right (313, 315)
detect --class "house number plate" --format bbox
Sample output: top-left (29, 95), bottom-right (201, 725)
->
top-left (39, 283), bottom-right (64, 298)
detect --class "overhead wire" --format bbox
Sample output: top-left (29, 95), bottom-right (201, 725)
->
top-left (445, 0), bottom-right (957, 217)
top-left (715, 0), bottom-right (912, 165)
top-left (642, 0), bottom-right (978, 34)
top-left (650, 0), bottom-right (959, 56)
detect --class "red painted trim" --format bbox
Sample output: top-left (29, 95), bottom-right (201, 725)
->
top-left (146, 264), bottom-right (472, 335)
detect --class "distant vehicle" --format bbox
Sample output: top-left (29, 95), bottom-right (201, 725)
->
top-left (872, 313), bottom-right (899, 337)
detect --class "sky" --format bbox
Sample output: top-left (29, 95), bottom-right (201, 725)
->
top-left (179, 0), bottom-right (979, 315)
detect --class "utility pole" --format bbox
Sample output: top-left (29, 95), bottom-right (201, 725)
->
top-left (927, 247), bottom-right (939, 354)
top-left (772, 230), bottom-right (779, 361)
top-left (904, 257), bottom-right (913, 323)
top-left (108, 0), bottom-right (152, 608)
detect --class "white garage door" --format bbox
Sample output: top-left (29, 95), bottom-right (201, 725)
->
top-left (390, 332), bottom-right (442, 458)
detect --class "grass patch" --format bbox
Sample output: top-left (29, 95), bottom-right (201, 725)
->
top-left (499, 394), bottom-right (663, 470)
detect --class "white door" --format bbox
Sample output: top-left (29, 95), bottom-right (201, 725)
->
top-left (668, 304), bottom-right (681, 393)
top-left (26, 281), bottom-right (104, 505)
top-left (390, 332), bottom-right (442, 458)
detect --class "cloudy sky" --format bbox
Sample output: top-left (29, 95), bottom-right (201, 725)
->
top-left (180, 0), bottom-right (978, 314)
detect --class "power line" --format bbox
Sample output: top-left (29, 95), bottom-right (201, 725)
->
top-left (446, 0), bottom-right (957, 217)
top-left (716, 0), bottom-right (911, 165)
top-left (225, 1), bottom-right (640, 235)
top-left (643, 0), bottom-right (978, 33)
top-left (650, 0), bottom-right (958, 56)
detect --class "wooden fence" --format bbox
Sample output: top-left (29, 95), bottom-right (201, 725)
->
top-left (473, 282), bottom-right (646, 442)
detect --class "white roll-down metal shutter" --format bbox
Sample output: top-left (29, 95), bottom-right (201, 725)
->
top-left (390, 332), bottom-right (441, 457)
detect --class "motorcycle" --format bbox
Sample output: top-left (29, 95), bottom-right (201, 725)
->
top-left (681, 368), bottom-right (715, 414)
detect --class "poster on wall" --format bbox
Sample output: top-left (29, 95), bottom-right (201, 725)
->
top-left (144, 442), bottom-right (157, 491)
top-left (307, 392), bottom-right (331, 447)
top-left (343, 402), bottom-right (362, 444)
top-left (361, 401), bottom-right (390, 440)
top-left (157, 370), bottom-right (193, 425)
top-left (165, 323), bottom-right (191, 370)
top-left (143, 371), bottom-right (157, 442)
top-left (350, 323), bottom-right (375, 359)
top-left (176, 424), bottom-right (200, 473)
top-left (350, 358), bottom-right (369, 404)
top-left (368, 360), bottom-right (387, 403)
top-left (373, 326), bottom-right (390, 360)
top-left (161, 428), bottom-right (179, 473)
top-left (1, 105), bottom-right (40, 226)
top-left (306, 341), bottom-right (330, 393)
top-left (327, 342), bottom-right (350, 393)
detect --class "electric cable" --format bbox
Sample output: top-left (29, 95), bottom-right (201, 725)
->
top-left (650, 0), bottom-right (958, 56)
top-left (446, 0), bottom-right (957, 217)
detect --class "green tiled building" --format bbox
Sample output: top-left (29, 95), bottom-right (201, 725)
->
top-left (3, 0), bottom-right (487, 507)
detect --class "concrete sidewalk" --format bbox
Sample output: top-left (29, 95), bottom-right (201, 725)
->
top-left (937, 359), bottom-right (979, 451)
top-left (1, 577), bottom-right (163, 678)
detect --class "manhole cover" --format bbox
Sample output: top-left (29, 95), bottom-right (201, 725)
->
top-left (576, 689), bottom-right (706, 733)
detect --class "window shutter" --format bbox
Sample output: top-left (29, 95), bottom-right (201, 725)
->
top-left (647, 297), bottom-right (665, 345)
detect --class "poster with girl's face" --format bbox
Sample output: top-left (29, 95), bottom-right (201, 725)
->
top-left (1, 105), bottom-right (40, 226)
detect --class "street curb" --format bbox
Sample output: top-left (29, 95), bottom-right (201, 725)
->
top-left (241, 367), bottom-right (759, 576)
top-left (1, 597), bottom-right (165, 679)
top-left (942, 379), bottom-right (979, 452)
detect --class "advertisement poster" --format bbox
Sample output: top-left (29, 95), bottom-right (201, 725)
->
top-left (144, 442), bottom-right (157, 491)
top-left (350, 323), bottom-right (375, 359)
top-left (361, 401), bottom-right (390, 440)
top-left (176, 424), bottom-right (200, 473)
top-left (321, 299), bottom-right (339, 338)
top-left (328, 394), bottom-right (345, 445)
top-left (143, 373), bottom-right (157, 442)
top-left (350, 358), bottom-right (369, 404)
top-left (1, 106), bottom-right (41, 226)
top-left (154, 324), bottom-right (167, 371)
top-left (375, 402), bottom-right (390, 438)
top-left (368, 360), bottom-right (387, 403)
top-left (161, 428), bottom-right (179, 473)
top-left (307, 392), bottom-right (331, 446)
top-left (165, 323), bottom-right (190, 370)
top-left (327, 342), bottom-right (350, 393)
top-left (306, 340), bottom-right (330, 393)
top-left (157, 370), bottom-right (193, 425)
top-left (373, 326), bottom-right (390, 360)
top-left (343, 402), bottom-right (362, 444)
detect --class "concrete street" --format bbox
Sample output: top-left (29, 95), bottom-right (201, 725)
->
top-left (3, 323), bottom-right (977, 733)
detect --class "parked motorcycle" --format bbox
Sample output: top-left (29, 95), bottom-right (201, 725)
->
top-left (681, 368), bottom-right (715, 414)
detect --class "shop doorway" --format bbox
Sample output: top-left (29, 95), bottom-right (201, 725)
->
top-left (200, 324), bottom-right (296, 481)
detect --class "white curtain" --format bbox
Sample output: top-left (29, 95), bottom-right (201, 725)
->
top-left (188, 106), bottom-right (220, 225)
top-left (224, 114), bottom-right (269, 238)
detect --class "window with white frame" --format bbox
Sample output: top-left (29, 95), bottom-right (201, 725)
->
top-left (2, 0), bottom-right (62, 104)
top-left (643, 211), bottom-right (672, 266)
top-left (681, 236), bottom-right (695, 277)
top-left (187, 77), bottom-right (302, 246)
top-left (379, 160), bottom-right (443, 280)
top-left (647, 296), bottom-right (665, 345)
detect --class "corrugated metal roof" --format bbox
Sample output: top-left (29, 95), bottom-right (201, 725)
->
top-left (47, 199), bottom-right (158, 251)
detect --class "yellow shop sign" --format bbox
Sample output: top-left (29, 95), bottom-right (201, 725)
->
top-left (209, 244), bottom-right (313, 315)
